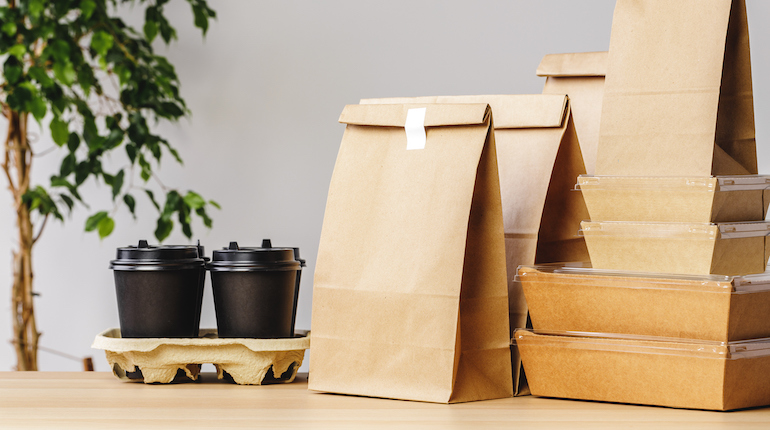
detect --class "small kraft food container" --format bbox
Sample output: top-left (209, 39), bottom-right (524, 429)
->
top-left (515, 329), bottom-right (770, 411)
top-left (577, 175), bottom-right (770, 222)
top-left (517, 264), bottom-right (770, 342)
top-left (581, 221), bottom-right (770, 276)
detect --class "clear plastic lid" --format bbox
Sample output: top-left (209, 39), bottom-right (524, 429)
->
top-left (513, 328), bottom-right (770, 360)
top-left (579, 221), bottom-right (770, 240)
top-left (515, 262), bottom-right (770, 293)
top-left (576, 175), bottom-right (770, 192)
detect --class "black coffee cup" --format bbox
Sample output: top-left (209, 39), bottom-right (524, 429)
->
top-left (207, 240), bottom-right (302, 338)
top-left (110, 240), bottom-right (206, 338)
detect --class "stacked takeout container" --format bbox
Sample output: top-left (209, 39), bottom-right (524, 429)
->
top-left (515, 0), bottom-right (770, 411)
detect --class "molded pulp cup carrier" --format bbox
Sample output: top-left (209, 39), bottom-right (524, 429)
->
top-left (207, 240), bottom-right (304, 339)
top-left (110, 240), bottom-right (206, 338)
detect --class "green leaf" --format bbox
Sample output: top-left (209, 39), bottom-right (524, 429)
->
top-left (125, 143), bottom-right (137, 164)
top-left (143, 19), bottom-right (158, 43)
top-left (75, 161), bottom-right (91, 185)
top-left (77, 66), bottom-right (95, 96)
top-left (160, 102), bottom-right (184, 118)
top-left (3, 63), bottom-right (22, 84)
top-left (28, 66), bottom-right (54, 88)
top-left (53, 61), bottom-right (76, 86)
top-left (50, 118), bottom-right (69, 146)
top-left (61, 194), bottom-right (74, 212)
top-left (102, 172), bottom-right (114, 186)
top-left (91, 31), bottom-right (114, 59)
top-left (2, 21), bottom-right (16, 37)
top-left (50, 40), bottom-right (70, 62)
top-left (166, 146), bottom-right (183, 164)
top-left (158, 17), bottom-right (177, 44)
top-left (98, 216), bottom-right (115, 239)
top-left (29, 96), bottom-right (47, 123)
top-left (196, 207), bottom-right (212, 228)
top-left (51, 177), bottom-right (83, 202)
top-left (112, 169), bottom-right (124, 201)
top-left (145, 189), bottom-right (160, 211)
top-left (8, 44), bottom-right (25, 59)
top-left (60, 153), bottom-right (76, 177)
top-left (104, 128), bottom-right (124, 150)
top-left (67, 133), bottom-right (80, 152)
top-left (154, 218), bottom-right (173, 242)
top-left (123, 194), bottom-right (136, 219)
top-left (7, 83), bottom-right (32, 110)
top-left (183, 191), bottom-right (205, 210)
top-left (208, 200), bottom-right (221, 210)
top-left (138, 155), bottom-right (151, 182)
top-left (161, 190), bottom-right (180, 221)
top-left (80, 0), bottom-right (96, 19)
top-left (192, 5), bottom-right (209, 35)
top-left (114, 65), bottom-right (131, 86)
top-left (28, 0), bottom-right (45, 19)
top-left (85, 211), bottom-right (108, 232)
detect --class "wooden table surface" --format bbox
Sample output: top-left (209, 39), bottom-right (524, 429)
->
top-left (3, 372), bottom-right (770, 429)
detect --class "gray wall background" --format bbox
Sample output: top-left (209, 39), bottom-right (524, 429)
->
top-left (1, 0), bottom-right (769, 372)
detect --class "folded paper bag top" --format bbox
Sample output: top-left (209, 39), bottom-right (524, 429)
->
top-left (360, 94), bottom-right (589, 397)
top-left (538, 51), bottom-right (607, 175)
top-left (310, 103), bottom-right (512, 404)
top-left (596, 0), bottom-right (755, 176)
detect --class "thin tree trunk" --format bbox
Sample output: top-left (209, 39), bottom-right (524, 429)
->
top-left (5, 110), bottom-right (39, 371)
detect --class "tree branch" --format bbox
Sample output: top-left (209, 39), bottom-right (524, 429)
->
top-left (32, 214), bottom-right (48, 245)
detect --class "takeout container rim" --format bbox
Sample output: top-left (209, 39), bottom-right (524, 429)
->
top-left (512, 329), bottom-right (770, 359)
top-left (514, 263), bottom-right (770, 293)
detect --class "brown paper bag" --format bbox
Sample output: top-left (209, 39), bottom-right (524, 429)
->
top-left (361, 95), bottom-right (590, 395)
top-left (538, 52), bottom-right (607, 175)
top-left (596, 0), bottom-right (756, 176)
top-left (309, 103), bottom-right (512, 403)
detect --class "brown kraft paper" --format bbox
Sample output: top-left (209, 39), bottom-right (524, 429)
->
top-left (596, 0), bottom-right (756, 176)
top-left (309, 103), bottom-right (512, 403)
top-left (538, 51), bottom-right (607, 175)
top-left (361, 95), bottom-right (590, 395)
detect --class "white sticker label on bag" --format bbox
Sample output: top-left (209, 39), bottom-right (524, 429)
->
top-left (405, 108), bottom-right (427, 150)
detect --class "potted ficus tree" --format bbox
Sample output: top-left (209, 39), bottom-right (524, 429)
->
top-left (0, 0), bottom-right (218, 370)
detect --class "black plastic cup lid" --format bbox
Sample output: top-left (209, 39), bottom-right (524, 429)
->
top-left (110, 240), bottom-right (205, 271)
top-left (206, 239), bottom-right (302, 272)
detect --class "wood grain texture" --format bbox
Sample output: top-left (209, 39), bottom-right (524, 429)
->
top-left (2, 372), bottom-right (770, 429)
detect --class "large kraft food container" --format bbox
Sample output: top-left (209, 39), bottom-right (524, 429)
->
top-left (581, 221), bottom-right (770, 276)
top-left (577, 175), bottom-right (770, 222)
top-left (517, 264), bottom-right (770, 341)
top-left (515, 329), bottom-right (770, 411)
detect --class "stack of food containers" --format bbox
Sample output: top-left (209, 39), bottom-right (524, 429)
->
top-left (514, 0), bottom-right (770, 411)
top-left (514, 135), bottom-right (770, 409)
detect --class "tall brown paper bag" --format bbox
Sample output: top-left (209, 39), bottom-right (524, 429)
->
top-left (361, 95), bottom-right (590, 395)
top-left (309, 103), bottom-right (513, 403)
top-left (538, 52), bottom-right (607, 175)
top-left (596, 0), bottom-right (756, 176)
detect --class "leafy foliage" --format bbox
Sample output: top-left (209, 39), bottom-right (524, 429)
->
top-left (0, 0), bottom-right (218, 241)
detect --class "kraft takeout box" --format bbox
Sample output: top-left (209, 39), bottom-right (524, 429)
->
top-left (577, 175), bottom-right (770, 222)
top-left (538, 52), bottom-right (607, 175)
top-left (515, 329), bottom-right (770, 410)
top-left (581, 221), bottom-right (770, 276)
top-left (92, 328), bottom-right (310, 385)
top-left (596, 0), bottom-right (756, 177)
top-left (517, 264), bottom-right (770, 342)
